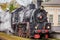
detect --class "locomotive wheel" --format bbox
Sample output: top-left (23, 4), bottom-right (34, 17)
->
top-left (18, 28), bottom-right (23, 37)
top-left (25, 30), bottom-right (30, 38)
top-left (22, 31), bottom-right (27, 37)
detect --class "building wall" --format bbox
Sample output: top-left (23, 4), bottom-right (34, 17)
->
top-left (44, 7), bottom-right (60, 26)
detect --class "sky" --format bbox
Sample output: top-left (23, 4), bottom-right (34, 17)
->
top-left (0, 0), bottom-right (11, 3)
top-left (16, 0), bottom-right (32, 6)
top-left (0, 0), bottom-right (32, 6)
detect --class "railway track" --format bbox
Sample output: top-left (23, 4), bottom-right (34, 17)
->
top-left (0, 32), bottom-right (60, 40)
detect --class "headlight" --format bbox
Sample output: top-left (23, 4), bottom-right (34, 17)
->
top-left (35, 25), bottom-right (39, 29)
top-left (47, 26), bottom-right (50, 28)
top-left (47, 26), bottom-right (50, 29)
top-left (35, 26), bottom-right (38, 29)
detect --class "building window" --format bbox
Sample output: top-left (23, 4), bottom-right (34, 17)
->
top-left (49, 15), bottom-right (54, 25)
top-left (58, 15), bottom-right (60, 25)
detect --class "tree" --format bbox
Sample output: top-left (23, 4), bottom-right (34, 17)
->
top-left (9, 3), bottom-right (16, 12)
top-left (1, 3), bottom-right (7, 10)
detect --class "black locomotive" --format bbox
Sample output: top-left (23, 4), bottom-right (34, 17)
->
top-left (11, 0), bottom-right (51, 39)
top-left (29, 8), bottom-right (51, 39)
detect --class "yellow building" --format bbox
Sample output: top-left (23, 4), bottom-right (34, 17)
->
top-left (42, 0), bottom-right (60, 26)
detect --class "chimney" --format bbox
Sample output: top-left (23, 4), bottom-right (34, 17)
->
top-left (37, 0), bottom-right (43, 8)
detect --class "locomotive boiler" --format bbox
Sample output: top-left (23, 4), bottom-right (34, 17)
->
top-left (11, 0), bottom-right (51, 39)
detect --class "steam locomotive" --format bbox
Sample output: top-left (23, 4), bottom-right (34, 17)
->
top-left (29, 8), bottom-right (51, 39)
top-left (11, 0), bottom-right (51, 39)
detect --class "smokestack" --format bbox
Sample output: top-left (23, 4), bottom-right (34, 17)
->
top-left (37, 0), bottom-right (43, 8)
top-left (29, 2), bottom-right (35, 9)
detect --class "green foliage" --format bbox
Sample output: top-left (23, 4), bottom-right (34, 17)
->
top-left (9, 4), bottom-right (16, 12)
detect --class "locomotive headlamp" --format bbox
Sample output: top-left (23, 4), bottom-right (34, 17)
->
top-left (35, 26), bottom-right (38, 29)
top-left (35, 24), bottom-right (39, 29)
top-left (47, 26), bottom-right (50, 29)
